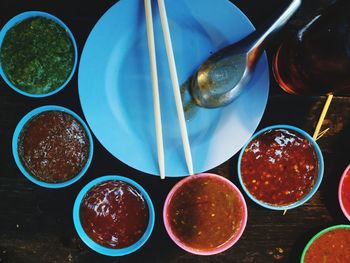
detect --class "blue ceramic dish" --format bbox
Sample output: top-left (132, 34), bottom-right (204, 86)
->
top-left (78, 0), bottom-right (270, 176)
top-left (0, 11), bottom-right (78, 97)
top-left (73, 175), bottom-right (155, 256)
top-left (237, 125), bottom-right (324, 210)
top-left (12, 105), bottom-right (93, 188)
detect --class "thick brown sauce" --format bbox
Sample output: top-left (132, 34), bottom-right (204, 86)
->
top-left (167, 176), bottom-right (244, 251)
top-left (18, 110), bottom-right (89, 183)
top-left (80, 180), bottom-right (149, 248)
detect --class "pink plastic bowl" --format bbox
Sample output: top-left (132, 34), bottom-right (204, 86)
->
top-left (163, 173), bottom-right (247, 255)
top-left (339, 164), bottom-right (350, 222)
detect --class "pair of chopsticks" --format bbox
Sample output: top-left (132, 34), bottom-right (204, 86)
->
top-left (144, 0), bottom-right (194, 179)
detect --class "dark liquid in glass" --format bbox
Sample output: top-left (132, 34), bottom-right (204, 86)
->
top-left (273, 1), bottom-right (350, 95)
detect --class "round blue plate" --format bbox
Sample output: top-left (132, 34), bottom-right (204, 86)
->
top-left (79, 0), bottom-right (269, 176)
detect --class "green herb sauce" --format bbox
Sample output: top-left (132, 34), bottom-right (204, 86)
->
top-left (0, 17), bottom-right (75, 94)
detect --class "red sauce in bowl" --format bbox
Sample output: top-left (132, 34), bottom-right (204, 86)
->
top-left (166, 175), bottom-right (245, 251)
top-left (80, 180), bottom-right (149, 249)
top-left (18, 110), bottom-right (89, 183)
top-left (304, 228), bottom-right (350, 263)
top-left (240, 128), bottom-right (318, 206)
top-left (341, 169), bottom-right (350, 217)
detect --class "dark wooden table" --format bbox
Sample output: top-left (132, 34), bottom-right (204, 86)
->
top-left (0, 0), bottom-right (349, 262)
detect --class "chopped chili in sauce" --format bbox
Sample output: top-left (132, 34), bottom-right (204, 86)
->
top-left (18, 110), bottom-right (89, 183)
top-left (241, 128), bottom-right (318, 206)
top-left (80, 180), bottom-right (149, 249)
top-left (304, 228), bottom-right (350, 263)
top-left (341, 169), bottom-right (350, 216)
top-left (167, 176), bottom-right (244, 251)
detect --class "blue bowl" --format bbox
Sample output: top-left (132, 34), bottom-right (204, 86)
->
top-left (12, 105), bottom-right (94, 188)
top-left (237, 124), bottom-right (324, 210)
top-left (73, 175), bottom-right (155, 256)
top-left (0, 11), bottom-right (78, 97)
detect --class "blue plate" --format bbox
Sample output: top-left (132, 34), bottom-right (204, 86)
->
top-left (79, 0), bottom-right (269, 176)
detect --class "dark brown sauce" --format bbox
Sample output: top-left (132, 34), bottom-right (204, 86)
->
top-left (80, 180), bottom-right (149, 248)
top-left (18, 110), bottom-right (89, 183)
top-left (167, 176), bottom-right (244, 251)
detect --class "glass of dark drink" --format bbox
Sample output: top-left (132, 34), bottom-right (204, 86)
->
top-left (273, 0), bottom-right (350, 95)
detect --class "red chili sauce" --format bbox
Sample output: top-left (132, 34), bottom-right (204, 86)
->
top-left (341, 169), bottom-right (350, 216)
top-left (304, 228), bottom-right (350, 263)
top-left (240, 128), bottom-right (318, 206)
top-left (167, 176), bottom-right (244, 251)
top-left (80, 180), bottom-right (149, 248)
top-left (18, 110), bottom-right (89, 183)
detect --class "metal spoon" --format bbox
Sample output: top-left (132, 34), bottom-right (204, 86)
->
top-left (188, 0), bottom-right (302, 108)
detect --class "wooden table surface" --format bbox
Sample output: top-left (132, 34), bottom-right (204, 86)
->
top-left (0, 0), bottom-right (349, 262)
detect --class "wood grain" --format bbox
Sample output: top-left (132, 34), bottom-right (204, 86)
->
top-left (0, 0), bottom-right (349, 263)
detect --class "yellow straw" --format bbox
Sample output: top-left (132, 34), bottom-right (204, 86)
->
top-left (312, 94), bottom-right (333, 140)
top-left (283, 94), bottom-right (333, 216)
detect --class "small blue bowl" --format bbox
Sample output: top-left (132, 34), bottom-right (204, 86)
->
top-left (0, 11), bottom-right (78, 97)
top-left (12, 105), bottom-right (94, 188)
top-left (73, 175), bottom-right (155, 256)
top-left (237, 124), bottom-right (324, 210)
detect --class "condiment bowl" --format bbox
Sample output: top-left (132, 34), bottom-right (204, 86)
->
top-left (163, 173), bottom-right (247, 255)
top-left (0, 11), bottom-right (78, 97)
top-left (12, 105), bottom-right (93, 188)
top-left (339, 164), bottom-right (350, 221)
top-left (300, 224), bottom-right (350, 263)
top-left (73, 175), bottom-right (155, 256)
top-left (237, 124), bottom-right (324, 210)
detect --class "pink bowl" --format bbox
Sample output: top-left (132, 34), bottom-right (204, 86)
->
top-left (163, 173), bottom-right (247, 255)
top-left (339, 164), bottom-right (350, 222)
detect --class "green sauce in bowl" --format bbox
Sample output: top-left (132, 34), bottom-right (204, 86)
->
top-left (0, 16), bottom-right (75, 94)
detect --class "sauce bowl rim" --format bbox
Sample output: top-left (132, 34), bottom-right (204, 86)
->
top-left (163, 172), bottom-right (248, 255)
top-left (300, 224), bottom-right (350, 263)
top-left (12, 105), bottom-right (94, 188)
top-left (73, 175), bottom-right (155, 256)
top-left (0, 11), bottom-right (78, 98)
top-left (237, 124), bottom-right (324, 210)
top-left (338, 164), bottom-right (350, 221)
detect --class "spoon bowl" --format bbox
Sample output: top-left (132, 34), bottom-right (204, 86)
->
top-left (188, 0), bottom-right (302, 108)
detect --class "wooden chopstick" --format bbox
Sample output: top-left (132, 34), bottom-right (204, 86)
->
top-left (144, 0), bottom-right (165, 179)
top-left (157, 0), bottom-right (194, 175)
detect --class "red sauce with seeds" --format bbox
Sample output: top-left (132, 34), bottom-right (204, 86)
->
top-left (341, 169), bottom-right (350, 216)
top-left (240, 128), bottom-right (318, 206)
top-left (18, 110), bottom-right (89, 183)
top-left (304, 228), bottom-right (350, 263)
top-left (167, 176), bottom-right (244, 251)
top-left (80, 180), bottom-right (149, 248)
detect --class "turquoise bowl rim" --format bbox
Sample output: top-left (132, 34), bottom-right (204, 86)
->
top-left (73, 175), bottom-right (155, 256)
top-left (0, 11), bottom-right (78, 97)
top-left (237, 124), bottom-right (324, 210)
top-left (12, 105), bottom-right (94, 188)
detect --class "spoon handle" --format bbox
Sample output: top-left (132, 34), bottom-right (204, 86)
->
top-left (246, 0), bottom-right (302, 54)
top-left (212, 0), bottom-right (302, 62)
